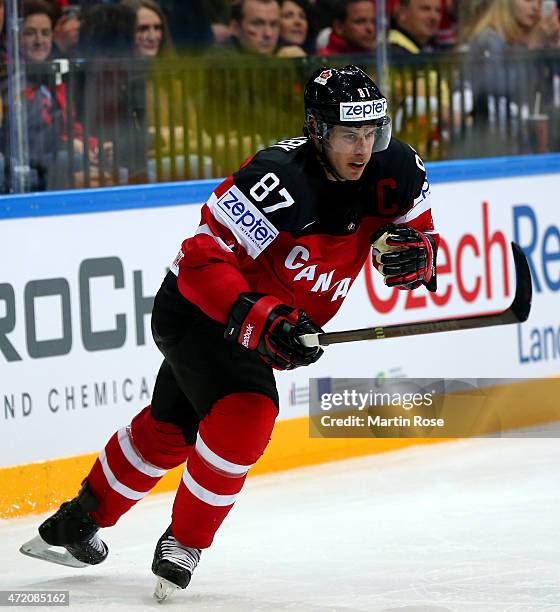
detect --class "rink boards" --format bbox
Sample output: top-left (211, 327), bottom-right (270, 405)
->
top-left (0, 154), bottom-right (559, 517)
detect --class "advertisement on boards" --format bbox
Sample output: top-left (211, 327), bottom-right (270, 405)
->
top-left (0, 170), bottom-right (558, 465)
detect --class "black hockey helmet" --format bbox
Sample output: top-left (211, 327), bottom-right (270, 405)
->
top-left (304, 65), bottom-right (392, 153)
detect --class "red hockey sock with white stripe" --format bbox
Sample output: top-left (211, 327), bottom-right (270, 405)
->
top-left (87, 406), bottom-right (191, 527)
top-left (171, 392), bottom-right (277, 549)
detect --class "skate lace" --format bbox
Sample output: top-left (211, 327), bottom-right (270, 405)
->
top-left (161, 535), bottom-right (201, 574)
top-left (86, 534), bottom-right (106, 554)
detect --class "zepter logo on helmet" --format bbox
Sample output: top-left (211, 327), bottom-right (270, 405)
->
top-left (304, 64), bottom-right (392, 155)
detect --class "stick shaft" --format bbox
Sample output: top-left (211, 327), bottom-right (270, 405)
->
top-left (312, 309), bottom-right (518, 346)
top-left (299, 242), bottom-right (531, 348)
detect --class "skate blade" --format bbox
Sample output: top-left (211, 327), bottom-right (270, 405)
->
top-left (153, 577), bottom-right (180, 603)
top-left (19, 535), bottom-right (89, 568)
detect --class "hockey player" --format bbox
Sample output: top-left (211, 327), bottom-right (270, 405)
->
top-left (20, 65), bottom-right (438, 600)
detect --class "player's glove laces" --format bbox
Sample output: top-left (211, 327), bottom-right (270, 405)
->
top-left (371, 224), bottom-right (437, 291)
top-left (224, 293), bottom-right (324, 370)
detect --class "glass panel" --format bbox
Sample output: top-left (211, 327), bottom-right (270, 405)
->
top-left (1, 0), bottom-right (559, 194)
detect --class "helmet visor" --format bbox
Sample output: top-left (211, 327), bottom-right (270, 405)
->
top-left (323, 117), bottom-right (392, 155)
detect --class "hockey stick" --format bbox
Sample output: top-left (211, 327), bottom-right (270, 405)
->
top-left (299, 242), bottom-right (532, 348)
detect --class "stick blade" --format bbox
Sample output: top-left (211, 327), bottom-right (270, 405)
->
top-left (510, 242), bottom-right (532, 323)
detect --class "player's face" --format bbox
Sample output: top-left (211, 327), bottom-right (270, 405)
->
top-left (324, 125), bottom-right (375, 180)
top-left (236, 0), bottom-right (281, 55)
top-left (21, 13), bottom-right (53, 62)
top-left (135, 7), bottom-right (163, 58)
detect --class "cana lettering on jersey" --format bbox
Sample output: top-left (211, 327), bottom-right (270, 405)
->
top-left (213, 185), bottom-right (278, 258)
top-left (284, 245), bottom-right (352, 302)
top-left (340, 99), bottom-right (387, 122)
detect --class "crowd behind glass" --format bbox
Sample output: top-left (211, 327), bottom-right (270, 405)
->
top-left (1, 0), bottom-right (559, 192)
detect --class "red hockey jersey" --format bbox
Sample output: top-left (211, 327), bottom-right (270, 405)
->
top-left (171, 136), bottom-right (437, 327)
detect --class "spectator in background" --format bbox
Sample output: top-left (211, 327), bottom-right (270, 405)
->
top-left (202, 0), bottom-right (299, 172)
top-left (467, 0), bottom-right (560, 106)
top-left (277, 0), bottom-right (314, 56)
top-left (0, 0), bottom-right (107, 189)
top-left (433, 0), bottom-right (458, 51)
top-left (230, 0), bottom-right (281, 56)
top-left (206, 0), bottom-right (232, 45)
top-left (122, 0), bottom-right (205, 181)
top-left (20, 0), bottom-right (56, 63)
top-left (468, 0), bottom-right (559, 51)
top-left (388, 0), bottom-right (451, 159)
top-left (77, 3), bottom-right (145, 183)
top-left (388, 0), bottom-right (442, 57)
top-left (317, 0), bottom-right (376, 56)
top-left (465, 0), bottom-right (560, 154)
top-left (122, 0), bottom-right (174, 58)
top-left (52, 4), bottom-right (81, 58)
top-left (457, 0), bottom-right (492, 48)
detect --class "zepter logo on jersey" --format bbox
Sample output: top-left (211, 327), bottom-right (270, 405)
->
top-left (211, 185), bottom-right (279, 258)
top-left (340, 98), bottom-right (387, 122)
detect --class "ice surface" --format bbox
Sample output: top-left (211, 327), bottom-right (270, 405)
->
top-left (1, 438), bottom-right (559, 611)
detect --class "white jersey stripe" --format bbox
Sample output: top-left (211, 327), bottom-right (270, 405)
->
top-left (207, 191), bottom-right (218, 207)
top-left (195, 224), bottom-right (233, 253)
top-left (182, 464), bottom-right (239, 507)
top-left (117, 427), bottom-right (168, 478)
top-left (99, 449), bottom-right (149, 501)
top-left (195, 432), bottom-right (254, 476)
top-left (393, 192), bottom-right (432, 225)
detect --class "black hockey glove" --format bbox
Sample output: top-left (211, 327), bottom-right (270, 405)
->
top-left (371, 224), bottom-right (437, 291)
top-left (224, 293), bottom-right (324, 370)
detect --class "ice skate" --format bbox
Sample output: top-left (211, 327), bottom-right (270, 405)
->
top-left (152, 525), bottom-right (201, 602)
top-left (20, 481), bottom-right (108, 568)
